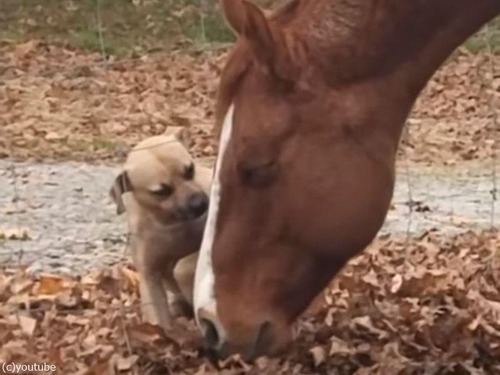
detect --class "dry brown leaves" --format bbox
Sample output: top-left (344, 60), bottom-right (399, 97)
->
top-left (0, 41), bottom-right (498, 165)
top-left (0, 40), bottom-right (224, 163)
top-left (1, 230), bottom-right (499, 374)
top-left (406, 49), bottom-right (500, 166)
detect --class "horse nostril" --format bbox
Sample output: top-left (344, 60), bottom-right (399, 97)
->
top-left (201, 317), bottom-right (221, 350)
top-left (245, 321), bottom-right (274, 361)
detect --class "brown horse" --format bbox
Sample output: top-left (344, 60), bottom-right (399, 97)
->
top-left (193, 0), bottom-right (500, 361)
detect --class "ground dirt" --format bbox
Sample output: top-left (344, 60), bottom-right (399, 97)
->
top-left (0, 160), bottom-right (498, 275)
top-left (0, 34), bottom-right (499, 375)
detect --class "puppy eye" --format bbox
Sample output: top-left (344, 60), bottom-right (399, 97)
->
top-left (238, 160), bottom-right (278, 187)
top-left (152, 184), bottom-right (174, 197)
top-left (183, 163), bottom-right (195, 180)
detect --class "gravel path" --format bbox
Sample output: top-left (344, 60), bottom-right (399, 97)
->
top-left (0, 159), bottom-right (498, 275)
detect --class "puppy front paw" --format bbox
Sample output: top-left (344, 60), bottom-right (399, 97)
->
top-left (140, 302), bottom-right (173, 332)
top-left (170, 297), bottom-right (194, 320)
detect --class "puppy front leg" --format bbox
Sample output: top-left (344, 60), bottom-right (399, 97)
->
top-left (163, 262), bottom-right (193, 319)
top-left (168, 253), bottom-right (198, 319)
top-left (139, 271), bottom-right (173, 332)
top-left (132, 240), bottom-right (173, 332)
top-left (165, 289), bottom-right (194, 320)
top-left (173, 252), bottom-right (198, 306)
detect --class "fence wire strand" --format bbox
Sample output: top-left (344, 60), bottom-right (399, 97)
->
top-left (485, 27), bottom-right (499, 229)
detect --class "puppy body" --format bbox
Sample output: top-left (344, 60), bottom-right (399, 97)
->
top-left (111, 128), bottom-right (211, 331)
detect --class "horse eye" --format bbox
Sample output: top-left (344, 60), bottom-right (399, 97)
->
top-left (152, 184), bottom-right (174, 197)
top-left (183, 163), bottom-right (195, 180)
top-left (238, 161), bottom-right (278, 187)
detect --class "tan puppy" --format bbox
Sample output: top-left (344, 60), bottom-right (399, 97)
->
top-left (110, 127), bottom-right (211, 332)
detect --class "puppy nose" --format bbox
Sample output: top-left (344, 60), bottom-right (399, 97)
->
top-left (187, 192), bottom-right (208, 217)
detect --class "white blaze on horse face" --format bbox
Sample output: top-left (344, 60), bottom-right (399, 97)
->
top-left (193, 103), bottom-right (235, 325)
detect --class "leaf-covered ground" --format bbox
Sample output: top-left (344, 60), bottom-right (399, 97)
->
top-left (0, 41), bottom-right (498, 165)
top-left (0, 37), bottom-right (499, 374)
top-left (1, 230), bottom-right (499, 374)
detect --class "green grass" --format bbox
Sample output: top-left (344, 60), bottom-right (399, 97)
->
top-left (464, 16), bottom-right (500, 53)
top-left (68, 137), bottom-right (120, 154)
top-left (0, 0), bottom-right (235, 56)
top-left (0, 1), bottom-right (498, 56)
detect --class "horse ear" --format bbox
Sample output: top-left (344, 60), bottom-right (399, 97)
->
top-left (221, 0), bottom-right (247, 35)
top-left (221, 0), bottom-right (277, 74)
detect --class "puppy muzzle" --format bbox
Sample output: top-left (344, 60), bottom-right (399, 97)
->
top-left (178, 192), bottom-right (209, 220)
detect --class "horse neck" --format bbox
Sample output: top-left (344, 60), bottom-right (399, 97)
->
top-left (280, 0), bottom-right (499, 137)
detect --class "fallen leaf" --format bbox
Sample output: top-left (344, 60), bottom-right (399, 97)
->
top-left (17, 314), bottom-right (37, 336)
top-left (115, 354), bottom-right (139, 371)
top-left (14, 40), bottom-right (39, 59)
top-left (126, 323), bottom-right (168, 346)
top-left (10, 277), bottom-right (33, 294)
top-left (309, 346), bottom-right (326, 367)
top-left (35, 274), bottom-right (65, 295)
top-left (390, 274), bottom-right (403, 294)
top-left (120, 267), bottom-right (139, 291)
top-left (361, 269), bottom-right (379, 287)
top-left (0, 274), bottom-right (13, 297)
top-left (44, 132), bottom-right (66, 142)
top-left (329, 336), bottom-right (353, 356)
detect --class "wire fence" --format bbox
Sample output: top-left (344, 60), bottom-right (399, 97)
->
top-left (0, 1), bottom-right (499, 277)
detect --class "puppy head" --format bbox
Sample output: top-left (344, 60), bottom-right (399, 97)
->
top-left (111, 131), bottom-right (209, 225)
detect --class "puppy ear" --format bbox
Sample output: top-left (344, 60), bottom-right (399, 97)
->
top-left (164, 126), bottom-right (189, 146)
top-left (110, 171), bottom-right (132, 215)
